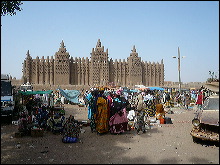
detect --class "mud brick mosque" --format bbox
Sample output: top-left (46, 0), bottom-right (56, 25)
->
top-left (22, 39), bottom-right (164, 89)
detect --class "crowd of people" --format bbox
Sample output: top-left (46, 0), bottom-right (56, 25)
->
top-left (16, 85), bottom-right (214, 141)
top-left (17, 105), bottom-right (81, 142)
top-left (83, 86), bottom-right (214, 135)
top-left (16, 91), bottom-right (81, 143)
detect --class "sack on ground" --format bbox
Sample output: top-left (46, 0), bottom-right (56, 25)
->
top-left (62, 136), bottom-right (78, 143)
top-left (164, 117), bottom-right (173, 124)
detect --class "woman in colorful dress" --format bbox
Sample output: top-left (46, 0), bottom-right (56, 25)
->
top-left (146, 100), bottom-right (156, 117)
top-left (109, 89), bottom-right (129, 134)
top-left (134, 93), bottom-right (148, 134)
top-left (95, 90), bottom-right (110, 135)
top-left (87, 90), bottom-right (98, 133)
top-left (62, 115), bottom-right (80, 143)
top-left (155, 99), bottom-right (165, 121)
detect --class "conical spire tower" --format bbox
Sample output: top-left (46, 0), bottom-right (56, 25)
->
top-left (60, 40), bottom-right (65, 48)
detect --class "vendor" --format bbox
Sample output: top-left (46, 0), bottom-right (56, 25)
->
top-left (37, 106), bottom-right (49, 129)
top-left (63, 115), bottom-right (80, 138)
top-left (47, 113), bottom-right (65, 134)
top-left (18, 112), bottom-right (32, 135)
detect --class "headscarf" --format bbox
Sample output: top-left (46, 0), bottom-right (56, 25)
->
top-left (116, 89), bottom-right (122, 96)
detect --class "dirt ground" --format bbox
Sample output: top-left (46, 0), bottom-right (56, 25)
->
top-left (1, 104), bottom-right (219, 164)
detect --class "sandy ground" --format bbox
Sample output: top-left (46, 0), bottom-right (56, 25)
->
top-left (1, 104), bottom-right (219, 164)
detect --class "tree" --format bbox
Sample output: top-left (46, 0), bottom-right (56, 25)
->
top-left (1, 1), bottom-right (23, 16)
top-left (208, 71), bottom-right (214, 81)
top-left (207, 71), bottom-right (219, 82)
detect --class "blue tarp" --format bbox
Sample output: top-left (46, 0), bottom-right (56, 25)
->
top-left (122, 89), bottom-right (140, 93)
top-left (129, 89), bottom-right (140, 93)
top-left (147, 87), bottom-right (164, 91)
top-left (58, 88), bottom-right (81, 104)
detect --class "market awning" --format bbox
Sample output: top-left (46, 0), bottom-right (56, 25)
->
top-left (129, 89), bottom-right (140, 93)
top-left (19, 90), bottom-right (53, 95)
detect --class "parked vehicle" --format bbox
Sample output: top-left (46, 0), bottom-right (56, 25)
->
top-left (20, 82), bottom-right (33, 92)
top-left (1, 74), bottom-right (14, 119)
top-left (190, 95), bottom-right (219, 143)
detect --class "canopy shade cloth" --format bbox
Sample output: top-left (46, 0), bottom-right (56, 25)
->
top-left (129, 89), bottom-right (140, 93)
top-left (146, 87), bottom-right (165, 91)
top-left (121, 89), bottom-right (140, 93)
top-left (19, 90), bottom-right (53, 95)
top-left (58, 88), bottom-right (81, 104)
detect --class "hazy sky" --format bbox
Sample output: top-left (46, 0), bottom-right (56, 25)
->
top-left (1, 1), bottom-right (219, 83)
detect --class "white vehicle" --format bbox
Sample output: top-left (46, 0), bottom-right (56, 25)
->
top-left (20, 82), bottom-right (33, 92)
